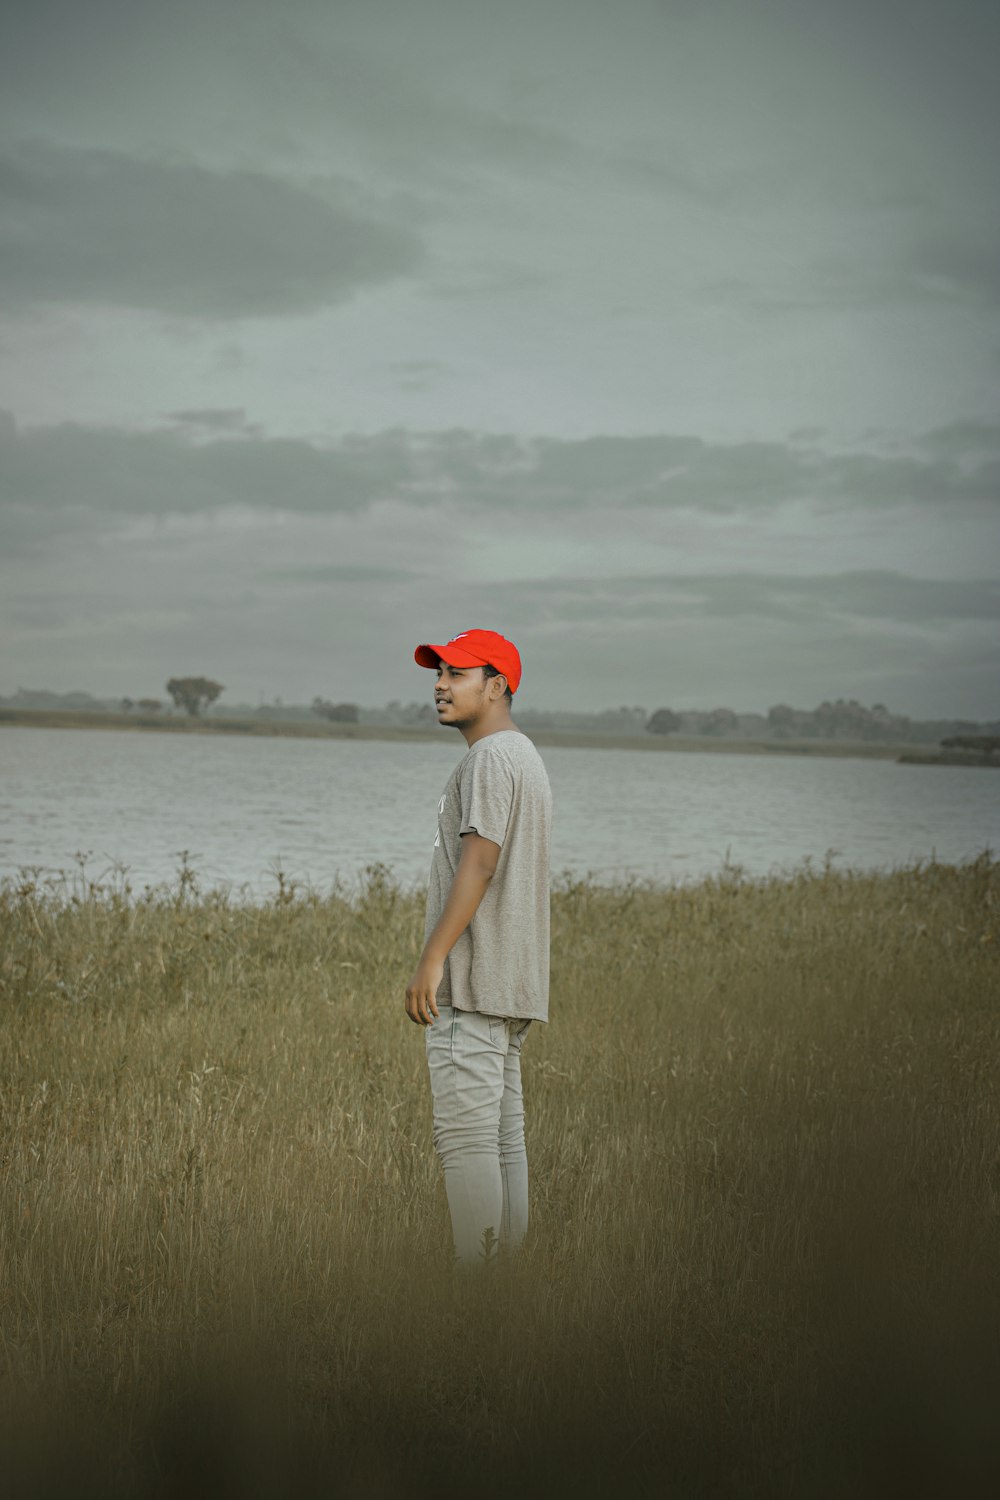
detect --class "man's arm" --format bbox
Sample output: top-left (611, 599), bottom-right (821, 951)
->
top-left (405, 832), bottom-right (500, 1026)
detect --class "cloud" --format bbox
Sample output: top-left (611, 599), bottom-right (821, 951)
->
top-left (502, 571), bottom-right (1000, 628)
top-left (418, 569), bottom-right (1000, 715)
top-left (696, 230), bottom-right (1000, 318)
top-left (2, 415), bottom-right (998, 560)
top-left (0, 143), bottom-right (423, 319)
top-left (0, 417), bottom-right (414, 539)
top-left (166, 408), bottom-right (263, 435)
top-left (258, 563), bottom-right (416, 584)
top-left (5, 544), bottom-right (996, 715)
top-left (2, 423), bottom-right (996, 715)
top-left (917, 421), bottom-right (1000, 459)
top-left (909, 242), bottom-right (1000, 307)
top-left (384, 361), bottom-right (448, 376)
top-left (424, 261), bottom-right (553, 301)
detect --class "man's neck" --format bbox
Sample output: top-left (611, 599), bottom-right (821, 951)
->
top-left (461, 709), bottom-right (518, 747)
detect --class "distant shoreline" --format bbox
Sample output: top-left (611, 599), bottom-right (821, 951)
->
top-left (1, 705), bottom-right (994, 766)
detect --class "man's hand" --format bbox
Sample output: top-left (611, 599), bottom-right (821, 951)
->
top-left (404, 831), bottom-right (500, 1028)
top-left (405, 954), bottom-right (445, 1026)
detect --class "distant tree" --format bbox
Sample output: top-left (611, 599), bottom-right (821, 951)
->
top-left (767, 699), bottom-right (914, 743)
top-left (137, 698), bottom-right (162, 712)
top-left (703, 707), bottom-right (739, 736)
top-left (119, 697), bottom-right (134, 712)
top-left (941, 735), bottom-right (1000, 754)
top-left (597, 706), bottom-right (645, 732)
top-left (646, 708), bottom-right (682, 735)
top-left (166, 677), bottom-right (224, 717)
top-left (312, 697), bottom-right (359, 724)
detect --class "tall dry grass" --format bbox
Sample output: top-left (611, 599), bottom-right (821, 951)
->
top-left (1, 853), bottom-right (998, 1497)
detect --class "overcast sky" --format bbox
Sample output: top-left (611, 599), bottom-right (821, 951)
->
top-left (1, 0), bottom-right (997, 717)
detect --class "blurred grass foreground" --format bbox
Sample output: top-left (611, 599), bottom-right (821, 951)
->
top-left (1, 854), bottom-right (998, 1498)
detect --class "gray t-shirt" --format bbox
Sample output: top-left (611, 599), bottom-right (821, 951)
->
top-left (425, 730), bottom-right (552, 1022)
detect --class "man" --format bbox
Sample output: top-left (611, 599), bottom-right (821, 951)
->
top-left (405, 629), bottom-right (552, 1267)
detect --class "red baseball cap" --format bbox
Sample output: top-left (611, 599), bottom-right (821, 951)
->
top-left (414, 629), bottom-right (522, 693)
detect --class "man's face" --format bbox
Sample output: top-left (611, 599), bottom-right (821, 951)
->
top-left (434, 662), bottom-right (490, 730)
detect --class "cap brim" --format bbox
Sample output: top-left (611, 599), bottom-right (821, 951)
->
top-left (414, 642), bottom-right (488, 669)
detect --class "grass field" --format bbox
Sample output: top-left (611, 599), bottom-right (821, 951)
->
top-left (1, 856), bottom-right (998, 1496)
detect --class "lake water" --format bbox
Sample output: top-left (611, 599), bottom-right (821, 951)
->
top-left (1, 726), bottom-right (995, 897)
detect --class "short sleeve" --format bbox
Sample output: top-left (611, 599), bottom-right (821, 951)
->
top-left (458, 745), bottom-right (514, 847)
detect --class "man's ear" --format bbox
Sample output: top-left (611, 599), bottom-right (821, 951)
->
top-left (490, 674), bottom-right (508, 698)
